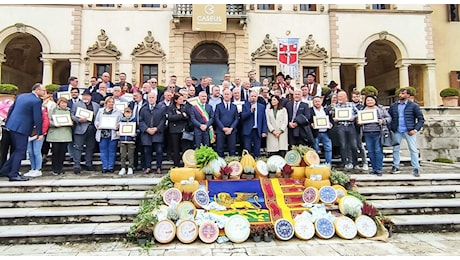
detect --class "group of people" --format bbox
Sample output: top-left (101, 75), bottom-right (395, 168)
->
top-left (0, 70), bottom-right (425, 182)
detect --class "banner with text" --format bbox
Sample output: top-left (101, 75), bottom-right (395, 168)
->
top-left (278, 38), bottom-right (300, 80)
top-left (192, 4), bottom-right (227, 32)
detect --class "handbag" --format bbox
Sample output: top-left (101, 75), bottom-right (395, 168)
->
top-left (181, 131), bottom-right (194, 141)
top-left (380, 125), bottom-right (399, 147)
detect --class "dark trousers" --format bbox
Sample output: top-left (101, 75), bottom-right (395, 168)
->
top-left (336, 124), bottom-right (358, 166)
top-left (243, 129), bottom-right (262, 158)
top-left (0, 126), bottom-right (13, 170)
top-left (144, 142), bottom-right (163, 170)
top-left (73, 125), bottom-right (97, 169)
top-left (216, 131), bottom-right (237, 157)
top-left (133, 136), bottom-right (145, 170)
top-left (170, 132), bottom-right (184, 167)
top-left (0, 130), bottom-right (27, 178)
top-left (51, 142), bottom-right (69, 173)
top-left (194, 129), bottom-right (210, 148)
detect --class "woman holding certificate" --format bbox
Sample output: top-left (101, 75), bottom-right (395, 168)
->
top-left (95, 96), bottom-right (122, 173)
top-left (358, 96), bottom-right (392, 176)
top-left (47, 97), bottom-right (73, 175)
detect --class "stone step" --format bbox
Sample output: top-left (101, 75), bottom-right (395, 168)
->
top-left (0, 206), bottom-right (139, 225)
top-left (356, 184), bottom-right (460, 200)
top-left (0, 191), bottom-right (149, 208)
top-left (0, 178), bottom-right (159, 193)
top-left (350, 173), bottom-right (460, 187)
top-left (0, 222), bottom-right (131, 244)
top-left (368, 198), bottom-right (460, 215)
top-left (390, 214), bottom-right (460, 233)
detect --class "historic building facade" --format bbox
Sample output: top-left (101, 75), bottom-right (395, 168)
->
top-left (0, 4), bottom-right (450, 106)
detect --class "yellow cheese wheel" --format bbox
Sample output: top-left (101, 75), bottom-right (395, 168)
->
top-left (194, 168), bottom-right (206, 181)
top-left (304, 179), bottom-right (331, 190)
top-left (305, 166), bottom-right (331, 180)
top-left (170, 167), bottom-right (196, 183)
top-left (174, 181), bottom-right (200, 193)
top-left (291, 167), bottom-right (306, 179)
top-left (182, 149), bottom-right (197, 168)
top-left (332, 185), bottom-right (348, 203)
top-left (303, 150), bottom-right (320, 166)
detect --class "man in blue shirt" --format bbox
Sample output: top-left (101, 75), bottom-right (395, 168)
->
top-left (388, 88), bottom-right (425, 177)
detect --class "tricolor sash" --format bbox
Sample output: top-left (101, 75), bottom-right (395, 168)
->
top-left (194, 103), bottom-right (215, 144)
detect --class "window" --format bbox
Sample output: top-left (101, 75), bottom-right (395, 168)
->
top-left (95, 4), bottom-right (115, 8)
top-left (302, 67), bottom-right (318, 85)
top-left (300, 4), bottom-right (316, 11)
top-left (372, 4), bottom-right (390, 10)
top-left (141, 4), bottom-right (160, 8)
top-left (259, 66), bottom-right (275, 83)
top-left (95, 64), bottom-right (111, 79)
top-left (257, 4), bottom-right (275, 10)
top-left (449, 4), bottom-right (460, 22)
top-left (141, 64), bottom-right (158, 84)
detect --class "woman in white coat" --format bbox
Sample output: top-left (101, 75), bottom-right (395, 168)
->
top-left (265, 95), bottom-right (288, 157)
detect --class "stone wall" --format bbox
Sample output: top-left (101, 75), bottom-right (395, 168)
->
top-left (418, 107), bottom-right (460, 162)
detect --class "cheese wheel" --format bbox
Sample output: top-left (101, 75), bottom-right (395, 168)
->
top-left (319, 186), bottom-right (337, 204)
top-left (162, 188), bottom-right (182, 206)
top-left (153, 219), bottom-right (176, 244)
top-left (291, 166), bottom-right (306, 179)
top-left (332, 185), bottom-right (348, 203)
top-left (294, 219), bottom-right (315, 240)
top-left (228, 161), bottom-right (243, 177)
top-left (198, 221), bottom-right (219, 243)
top-left (285, 150), bottom-right (302, 166)
top-left (304, 150), bottom-right (320, 166)
top-left (274, 218), bottom-right (295, 241)
top-left (192, 189), bottom-right (210, 209)
top-left (334, 216), bottom-right (357, 240)
top-left (305, 166), bottom-right (331, 180)
top-left (304, 179), bottom-right (331, 190)
top-left (355, 215), bottom-right (377, 238)
top-left (176, 201), bottom-right (197, 220)
top-left (302, 187), bottom-right (320, 204)
top-left (315, 217), bottom-right (335, 239)
top-left (174, 180), bottom-right (199, 193)
top-left (176, 220), bottom-right (198, 244)
top-left (255, 160), bottom-right (268, 179)
top-left (182, 149), bottom-right (197, 168)
top-left (170, 167), bottom-right (196, 183)
top-left (224, 215), bottom-right (250, 243)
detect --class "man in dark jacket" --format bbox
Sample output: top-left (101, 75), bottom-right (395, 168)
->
top-left (388, 88), bottom-right (425, 177)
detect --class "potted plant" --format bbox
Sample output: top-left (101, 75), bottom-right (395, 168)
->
top-left (127, 213), bottom-right (157, 246)
top-left (439, 87), bottom-right (459, 107)
top-left (262, 223), bottom-right (274, 242)
top-left (250, 225), bottom-right (262, 242)
top-left (396, 86), bottom-right (417, 102)
top-left (360, 85), bottom-right (379, 97)
top-left (0, 83), bottom-right (19, 102)
top-left (219, 165), bottom-right (232, 180)
top-left (45, 84), bottom-right (60, 95)
top-left (281, 164), bottom-right (293, 178)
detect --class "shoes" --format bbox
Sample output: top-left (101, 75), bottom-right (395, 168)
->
top-left (344, 163), bottom-right (353, 171)
top-left (391, 166), bottom-right (400, 174)
top-left (84, 166), bottom-right (94, 171)
top-left (127, 168), bottom-right (133, 175)
top-left (143, 168), bottom-right (151, 174)
top-left (9, 175), bottom-right (29, 182)
top-left (375, 171), bottom-right (383, 176)
top-left (413, 168), bottom-right (420, 177)
top-left (362, 164), bottom-right (369, 171)
top-left (24, 170), bottom-right (42, 177)
top-left (156, 169), bottom-right (162, 174)
top-left (52, 171), bottom-right (60, 176)
top-left (102, 169), bottom-right (108, 173)
top-left (118, 168), bottom-right (126, 175)
top-left (353, 165), bottom-right (361, 171)
top-left (74, 168), bottom-right (81, 174)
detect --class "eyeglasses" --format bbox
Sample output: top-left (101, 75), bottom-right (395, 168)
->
top-left (151, 82), bottom-right (157, 84)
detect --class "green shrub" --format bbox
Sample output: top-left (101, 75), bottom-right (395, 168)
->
top-left (321, 86), bottom-right (330, 96)
top-left (360, 85), bottom-right (378, 96)
top-left (439, 88), bottom-right (460, 98)
top-left (432, 158), bottom-right (454, 164)
top-left (45, 84), bottom-right (60, 94)
top-left (396, 86), bottom-right (417, 96)
top-left (0, 83), bottom-right (19, 94)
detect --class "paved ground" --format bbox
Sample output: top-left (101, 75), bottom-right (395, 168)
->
top-left (0, 232), bottom-right (459, 256)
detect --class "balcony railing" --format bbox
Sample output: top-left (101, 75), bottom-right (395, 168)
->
top-left (173, 4), bottom-right (246, 18)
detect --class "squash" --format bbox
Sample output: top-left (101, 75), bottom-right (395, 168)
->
top-left (174, 180), bottom-right (200, 193)
top-left (305, 166), bottom-right (331, 180)
top-left (291, 166), bottom-right (306, 179)
top-left (303, 150), bottom-right (320, 166)
top-left (304, 179), bottom-right (331, 190)
top-left (170, 167), bottom-right (197, 183)
top-left (240, 149), bottom-right (256, 169)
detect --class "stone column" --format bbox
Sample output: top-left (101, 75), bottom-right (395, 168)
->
top-left (355, 62), bottom-right (366, 91)
top-left (330, 62), bottom-right (341, 85)
top-left (40, 58), bottom-right (54, 85)
top-left (397, 63), bottom-right (410, 88)
top-left (423, 64), bottom-right (437, 107)
top-left (69, 58), bottom-right (80, 79)
top-left (0, 53), bottom-right (5, 82)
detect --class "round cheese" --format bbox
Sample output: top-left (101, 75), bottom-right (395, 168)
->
top-left (274, 218), bottom-right (295, 241)
top-left (182, 149), bottom-right (197, 168)
top-left (294, 219), bottom-right (315, 240)
top-left (315, 217), bottom-right (335, 239)
top-left (319, 186), bottom-right (337, 204)
top-left (176, 220), bottom-right (198, 244)
top-left (192, 189), bottom-right (210, 209)
top-left (153, 219), bottom-right (176, 244)
top-left (302, 187), bottom-right (320, 204)
top-left (198, 221), bottom-right (219, 243)
top-left (162, 188), bottom-right (182, 206)
top-left (176, 201), bottom-right (196, 220)
top-left (334, 216), bottom-right (357, 240)
top-left (224, 215), bottom-right (250, 243)
top-left (355, 215), bottom-right (377, 238)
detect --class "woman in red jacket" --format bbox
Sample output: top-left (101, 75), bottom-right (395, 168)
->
top-left (24, 97), bottom-right (50, 178)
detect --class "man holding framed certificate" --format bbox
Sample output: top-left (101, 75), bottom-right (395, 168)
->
top-left (310, 96), bottom-right (333, 165)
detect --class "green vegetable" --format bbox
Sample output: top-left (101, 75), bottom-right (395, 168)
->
top-left (195, 145), bottom-right (218, 169)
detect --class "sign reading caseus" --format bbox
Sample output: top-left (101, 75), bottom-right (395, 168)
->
top-left (192, 4), bottom-right (227, 32)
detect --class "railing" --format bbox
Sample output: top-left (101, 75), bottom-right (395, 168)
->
top-left (173, 4), bottom-right (246, 18)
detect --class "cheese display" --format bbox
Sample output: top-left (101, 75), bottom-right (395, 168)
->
top-left (332, 185), bottom-right (348, 203)
top-left (302, 187), bottom-right (320, 204)
top-left (224, 215), bottom-right (251, 243)
top-left (274, 218), bottom-right (295, 241)
top-left (169, 167), bottom-right (196, 183)
top-left (285, 150), bottom-right (302, 166)
top-left (339, 195), bottom-right (363, 218)
top-left (355, 215), bottom-right (377, 238)
top-left (291, 166), bottom-right (306, 179)
top-left (182, 149), bottom-right (197, 168)
top-left (294, 219), bottom-right (315, 240)
top-left (227, 161), bottom-right (243, 178)
top-left (153, 219), bottom-right (176, 244)
top-left (319, 186), bottom-right (337, 204)
top-left (255, 160), bottom-right (269, 179)
top-left (304, 150), bottom-right (320, 166)
top-left (192, 189), bottom-right (210, 209)
top-left (314, 217), bottom-right (335, 239)
top-left (162, 188), bottom-right (182, 206)
top-left (176, 201), bottom-right (197, 220)
top-left (305, 165), bottom-right (331, 180)
top-left (176, 220), bottom-right (198, 244)
top-left (198, 221), bottom-right (220, 243)
top-left (334, 216), bottom-right (358, 240)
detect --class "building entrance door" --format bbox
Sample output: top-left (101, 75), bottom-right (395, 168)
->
top-left (190, 43), bottom-right (228, 84)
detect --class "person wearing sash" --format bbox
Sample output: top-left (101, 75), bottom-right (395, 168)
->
top-left (190, 91), bottom-right (214, 148)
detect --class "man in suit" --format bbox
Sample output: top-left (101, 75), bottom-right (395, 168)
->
top-left (129, 90), bottom-right (147, 171)
top-left (54, 76), bottom-right (79, 101)
top-left (241, 91), bottom-right (268, 158)
top-left (148, 78), bottom-right (163, 103)
top-left (214, 89), bottom-right (239, 157)
top-left (71, 89), bottom-right (100, 173)
top-left (190, 91), bottom-right (214, 148)
top-left (0, 83), bottom-right (45, 181)
top-left (138, 92), bottom-right (167, 174)
top-left (241, 81), bottom-right (252, 101)
top-left (286, 89), bottom-right (314, 149)
top-left (68, 87), bottom-right (81, 110)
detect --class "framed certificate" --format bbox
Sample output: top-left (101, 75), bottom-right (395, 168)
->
top-left (99, 115), bottom-right (118, 130)
top-left (56, 91), bottom-right (71, 100)
top-left (334, 107), bottom-right (353, 121)
top-left (357, 109), bottom-right (378, 124)
top-left (187, 96), bottom-right (199, 107)
top-left (114, 102), bottom-right (128, 111)
top-left (119, 122), bottom-right (136, 136)
top-left (313, 116), bottom-right (330, 129)
top-left (75, 107), bottom-right (94, 121)
top-left (52, 114), bottom-right (73, 127)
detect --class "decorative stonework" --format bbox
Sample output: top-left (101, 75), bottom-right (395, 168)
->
top-left (251, 34), bottom-right (277, 61)
top-left (131, 31), bottom-right (165, 57)
top-left (298, 34), bottom-right (328, 59)
top-left (379, 31), bottom-right (389, 40)
top-left (86, 29), bottom-right (121, 57)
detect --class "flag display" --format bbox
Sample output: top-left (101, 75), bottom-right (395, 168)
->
top-left (278, 38), bottom-right (300, 81)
